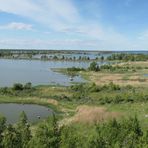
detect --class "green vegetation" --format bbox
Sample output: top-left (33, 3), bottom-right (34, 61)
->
top-left (0, 112), bottom-right (31, 148)
top-left (60, 61), bottom-right (148, 76)
top-left (87, 61), bottom-right (148, 73)
top-left (69, 82), bottom-right (148, 105)
top-left (88, 61), bottom-right (100, 71)
top-left (0, 83), bottom-right (34, 96)
top-left (0, 52), bottom-right (148, 147)
top-left (3, 82), bottom-right (147, 106)
top-left (13, 82), bottom-right (32, 91)
top-left (107, 53), bottom-right (148, 61)
top-left (0, 112), bottom-right (148, 148)
top-left (0, 50), bottom-right (105, 61)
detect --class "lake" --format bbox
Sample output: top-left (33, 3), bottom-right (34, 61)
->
top-left (0, 59), bottom-right (90, 87)
top-left (0, 103), bottom-right (52, 124)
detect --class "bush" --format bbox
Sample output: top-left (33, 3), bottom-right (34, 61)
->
top-left (13, 83), bottom-right (23, 91)
top-left (0, 87), bottom-right (9, 94)
top-left (88, 62), bottom-right (100, 71)
top-left (67, 67), bottom-right (85, 72)
top-left (12, 82), bottom-right (32, 91)
top-left (24, 82), bottom-right (32, 90)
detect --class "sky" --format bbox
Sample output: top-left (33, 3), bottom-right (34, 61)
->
top-left (0, 0), bottom-right (148, 50)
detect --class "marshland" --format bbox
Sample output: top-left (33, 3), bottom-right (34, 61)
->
top-left (0, 50), bottom-right (148, 147)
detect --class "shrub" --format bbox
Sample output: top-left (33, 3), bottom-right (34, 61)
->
top-left (67, 67), bottom-right (85, 72)
top-left (13, 83), bottom-right (23, 91)
top-left (0, 87), bottom-right (9, 94)
top-left (24, 82), bottom-right (32, 90)
top-left (88, 62), bottom-right (100, 71)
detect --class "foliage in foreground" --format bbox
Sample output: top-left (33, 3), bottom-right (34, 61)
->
top-left (0, 112), bottom-right (148, 148)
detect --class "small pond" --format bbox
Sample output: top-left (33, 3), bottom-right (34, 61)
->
top-left (144, 74), bottom-right (148, 77)
top-left (0, 103), bottom-right (53, 124)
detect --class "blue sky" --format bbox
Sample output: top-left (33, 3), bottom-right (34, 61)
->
top-left (0, 0), bottom-right (148, 50)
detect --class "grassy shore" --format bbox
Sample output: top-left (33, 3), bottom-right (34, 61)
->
top-left (49, 61), bottom-right (148, 128)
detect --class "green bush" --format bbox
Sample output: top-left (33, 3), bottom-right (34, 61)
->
top-left (13, 83), bottom-right (24, 91)
top-left (24, 82), bottom-right (32, 90)
top-left (67, 67), bottom-right (85, 72)
top-left (88, 62), bottom-right (100, 71)
top-left (0, 87), bottom-right (9, 94)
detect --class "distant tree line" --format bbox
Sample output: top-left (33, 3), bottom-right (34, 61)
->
top-left (107, 53), bottom-right (148, 61)
top-left (0, 50), bottom-right (106, 61)
top-left (40, 55), bottom-right (104, 61)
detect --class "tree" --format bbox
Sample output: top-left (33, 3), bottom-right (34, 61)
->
top-left (78, 56), bottom-right (82, 60)
top-left (24, 82), bottom-right (32, 90)
top-left (16, 112), bottom-right (31, 148)
top-left (88, 62), bottom-right (100, 71)
top-left (61, 125), bottom-right (83, 148)
top-left (89, 125), bottom-right (106, 148)
top-left (73, 56), bottom-right (76, 61)
top-left (30, 114), bottom-right (60, 148)
top-left (2, 124), bottom-right (20, 148)
top-left (101, 56), bottom-right (104, 61)
top-left (13, 83), bottom-right (23, 91)
top-left (131, 116), bottom-right (143, 137)
top-left (53, 55), bottom-right (58, 60)
top-left (61, 55), bottom-right (65, 60)
top-left (0, 116), bottom-right (6, 146)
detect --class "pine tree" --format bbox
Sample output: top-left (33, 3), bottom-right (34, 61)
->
top-left (17, 111), bottom-right (31, 148)
top-left (31, 114), bottom-right (60, 148)
top-left (0, 116), bottom-right (6, 146)
top-left (2, 124), bottom-right (20, 148)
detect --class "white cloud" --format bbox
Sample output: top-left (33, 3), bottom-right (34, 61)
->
top-left (1, 0), bottom-right (147, 50)
top-left (0, 22), bottom-right (33, 30)
top-left (0, 0), bottom-right (125, 42)
top-left (0, 0), bottom-right (79, 31)
top-left (0, 38), bottom-right (98, 49)
top-left (60, 24), bottom-right (104, 39)
top-left (0, 37), bottom-right (136, 50)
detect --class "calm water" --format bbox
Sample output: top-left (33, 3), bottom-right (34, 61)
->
top-left (0, 103), bottom-right (52, 124)
top-left (0, 59), bottom-right (91, 87)
top-left (33, 51), bottom-right (148, 60)
top-left (144, 74), bottom-right (148, 77)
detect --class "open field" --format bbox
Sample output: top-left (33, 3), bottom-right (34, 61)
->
top-left (82, 72), bottom-right (148, 86)
top-left (81, 61), bottom-right (148, 87)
